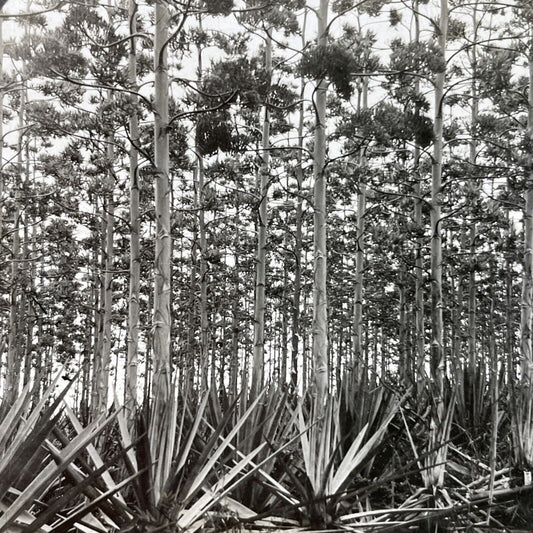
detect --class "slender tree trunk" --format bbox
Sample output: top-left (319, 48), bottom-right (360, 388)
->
top-left (353, 78), bottom-right (367, 381)
top-left (488, 281), bottom-right (498, 513)
top-left (430, 0), bottom-right (447, 397)
top-left (6, 78), bottom-right (25, 403)
top-left (197, 160), bottom-right (209, 389)
top-left (152, 0), bottom-right (171, 417)
top-left (412, 0), bottom-right (425, 399)
top-left (312, 0), bottom-right (329, 407)
top-left (194, 16), bottom-right (209, 391)
top-left (507, 217), bottom-right (515, 378)
top-left (507, 216), bottom-right (521, 463)
top-left (126, 0), bottom-right (140, 420)
top-left (91, 198), bottom-right (103, 420)
top-left (468, 6), bottom-right (479, 378)
top-left (22, 141), bottom-right (33, 388)
top-left (521, 28), bottom-right (533, 384)
top-left (452, 229), bottom-right (466, 375)
top-left (281, 266), bottom-right (288, 385)
top-left (251, 32), bottom-right (272, 399)
top-left (99, 128), bottom-right (115, 415)
top-left (230, 212), bottom-right (240, 404)
top-left (426, 0), bottom-right (449, 491)
top-left (399, 265), bottom-right (407, 384)
top-left (189, 179), bottom-right (199, 386)
top-left (291, 13), bottom-right (307, 392)
top-left (353, 183), bottom-right (366, 374)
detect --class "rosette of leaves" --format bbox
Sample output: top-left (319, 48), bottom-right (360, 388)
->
top-left (300, 43), bottom-right (357, 100)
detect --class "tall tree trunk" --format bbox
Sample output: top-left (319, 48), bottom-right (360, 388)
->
top-left (488, 279), bottom-right (498, 511)
top-left (468, 3), bottom-right (479, 379)
top-left (152, 0), bottom-right (171, 418)
top-left (426, 0), bottom-right (449, 491)
top-left (197, 160), bottom-right (209, 389)
top-left (22, 140), bottom-right (33, 388)
top-left (281, 265), bottom-right (288, 385)
top-left (251, 32), bottom-right (272, 399)
top-left (521, 27), bottom-right (533, 384)
top-left (430, 0), bottom-right (447, 398)
top-left (98, 126), bottom-right (115, 415)
top-left (126, 0), bottom-right (140, 421)
top-left (230, 208), bottom-right (240, 405)
top-left (506, 217), bottom-right (515, 378)
top-left (194, 15), bottom-right (209, 391)
top-left (353, 178), bottom-right (366, 378)
top-left (6, 77), bottom-right (25, 403)
top-left (452, 229), bottom-right (466, 376)
top-left (91, 197), bottom-right (103, 420)
top-left (399, 265), bottom-right (407, 384)
top-left (312, 0), bottom-right (329, 407)
top-left (412, 0), bottom-right (425, 399)
top-left (291, 12), bottom-right (307, 392)
top-left (189, 184), bottom-right (199, 386)
top-left (353, 77), bottom-right (367, 382)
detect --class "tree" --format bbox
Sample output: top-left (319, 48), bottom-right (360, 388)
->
top-left (430, 0), bottom-right (447, 401)
top-left (126, 0), bottom-right (140, 422)
top-left (312, 0), bottom-right (330, 407)
top-left (521, 18), bottom-right (533, 386)
top-left (151, 0), bottom-right (172, 441)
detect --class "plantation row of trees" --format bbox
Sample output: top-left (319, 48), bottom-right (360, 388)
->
top-left (3, 0), bottom-right (533, 530)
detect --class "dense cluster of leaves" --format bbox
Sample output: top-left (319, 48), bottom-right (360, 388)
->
top-left (336, 103), bottom-right (434, 149)
top-left (196, 110), bottom-right (235, 155)
top-left (202, 0), bottom-right (234, 15)
top-left (300, 43), bottom-right (357, 99)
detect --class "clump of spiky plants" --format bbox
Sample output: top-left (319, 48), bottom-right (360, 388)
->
top-left (0, 370), bottom-right (133, 533)
top-left (255, 378), bottom-right (404, 529)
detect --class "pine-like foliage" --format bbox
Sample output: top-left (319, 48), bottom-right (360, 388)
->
top-left (300, 43), bottom-right (356, 99)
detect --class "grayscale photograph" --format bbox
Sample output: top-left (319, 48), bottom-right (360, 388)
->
top-left (0, 1), bottom-right (531, 531)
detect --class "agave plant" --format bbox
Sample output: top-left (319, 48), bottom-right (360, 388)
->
top-left (0, 371), bottom-right (128, 533)
top-left (205, 384), bottom-right (297, 512)
top-left (82, 386), bottom-right (289, 533)
top-left (254, 383), bottom-right (403, 529)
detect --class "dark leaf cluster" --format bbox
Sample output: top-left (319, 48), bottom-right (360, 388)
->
top-left (202, 0), bottom-right (234, 15)
top-left (200, 56), bottom-right (269, 109)
top-left (196, 110), bottom-right (235, 156)
top-left (300, 43), bottom-right (357, 99)
top-left (336, 102), bottom-right (434, 149)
